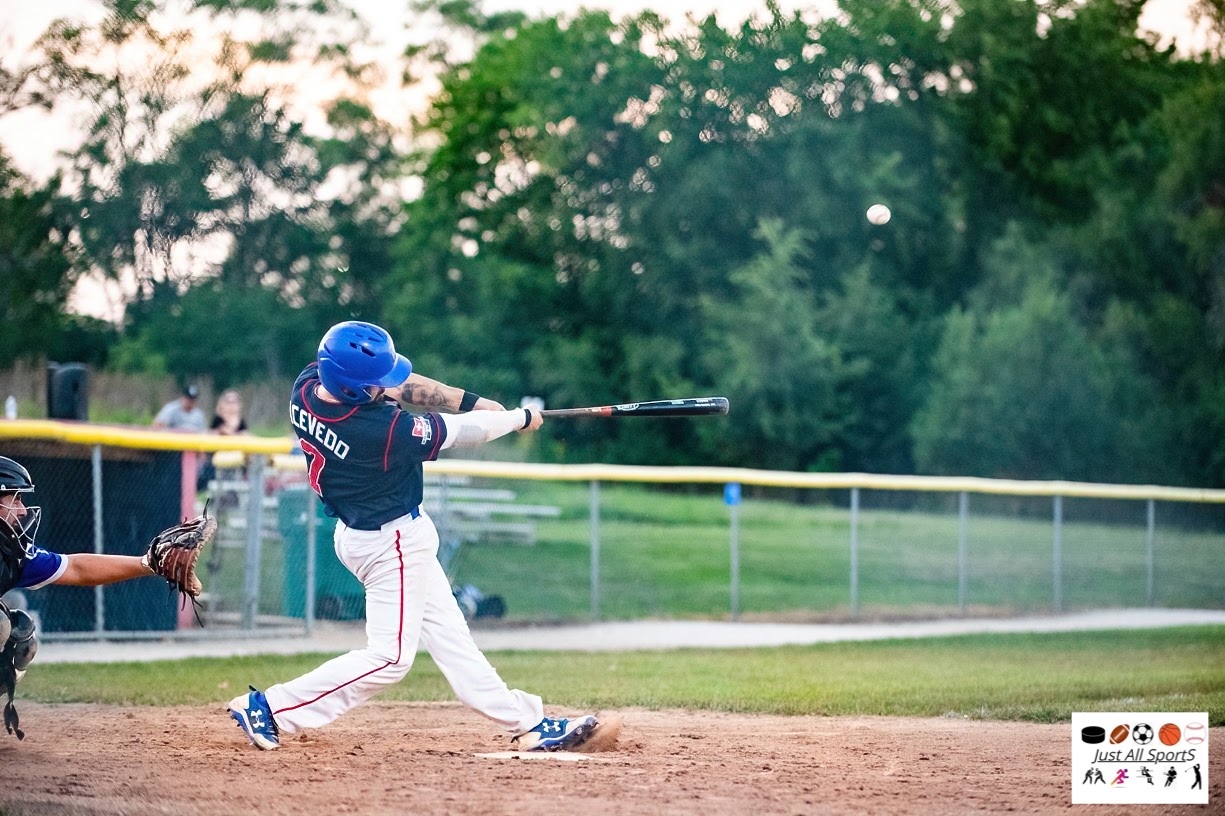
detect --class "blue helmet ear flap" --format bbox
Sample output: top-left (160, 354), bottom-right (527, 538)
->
top-left (316, 321), bottom-right (412, 404)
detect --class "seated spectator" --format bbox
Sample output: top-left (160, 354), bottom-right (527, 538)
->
top-left (201, 389), bottom-right (249, 494)
top-left (153, 385), bottom-right (206, 432)
top-left (210, 389), bottom-right (249, 436)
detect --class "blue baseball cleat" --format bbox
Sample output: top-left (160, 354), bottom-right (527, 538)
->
top-left (512, 714), bottom-right (599, 752)
top-left (228, 686), bottom-right (280, 750)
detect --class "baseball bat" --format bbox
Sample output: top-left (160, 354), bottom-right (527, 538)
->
top-left (540, 397), bottom-right (729, 419)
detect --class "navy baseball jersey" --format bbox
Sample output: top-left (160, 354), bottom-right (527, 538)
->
top-left (290, 363), bottom-right (448, 530)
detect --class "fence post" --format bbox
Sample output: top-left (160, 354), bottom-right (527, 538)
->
top-left (958, 491), bottom-right (968, 615)
top-left (726, 483), bottom-right (742, 621)
top-left (243, 454), bottom-right (266, 630)
top-left (305, 490), bottom-right (317, 637)
top-left (92, 445), bottom-right (104, 635)
top-left (590, 480), bottom-right (600, 620)
top-left (1053, 495), bottom-right (1063, 613)
top-left (1146, 499), bottom-right (1156, 607)
top-left (850, 487), bottom-right (860, 618)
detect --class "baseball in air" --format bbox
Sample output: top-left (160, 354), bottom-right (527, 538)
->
top-left (866, 204), bottom-right (891, 225)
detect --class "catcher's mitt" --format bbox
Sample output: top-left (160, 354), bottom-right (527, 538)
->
top-left (142, 511), bottom-right (216, 598)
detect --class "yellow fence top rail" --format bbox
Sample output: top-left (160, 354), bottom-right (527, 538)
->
top-left (414, 462), bottom-right (1225, 502)
top-left (3, 419), bottom-right (1223, 502)
top-left (0, 419), bottom-right (292, 455)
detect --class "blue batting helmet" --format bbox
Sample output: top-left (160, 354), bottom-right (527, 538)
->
top-left (316, 321), bottom-right (412, 404)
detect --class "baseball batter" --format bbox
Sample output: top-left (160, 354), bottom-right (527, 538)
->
top-left (228, 321), bottom-right (598, 752)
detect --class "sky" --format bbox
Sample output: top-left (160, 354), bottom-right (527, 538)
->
top-left (0, 0), bottom-right (1212, 319)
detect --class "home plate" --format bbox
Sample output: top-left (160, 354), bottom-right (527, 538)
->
top-left (475, 751), bottom-right (608, 762)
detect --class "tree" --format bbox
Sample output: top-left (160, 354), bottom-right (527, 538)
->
top-left (4, 0), bottom-right (1216, 484)
top-left (701, 220), bottom-right (854, 471)
top-left (815, 264), bottom-right (930, 473)
top-left (1149, 77), bottom-right (1225, 484)
top-left (912, 227), bottom-right (1168, 482)
top-left (11, 0), bottom-right (405, 381)
top-left (0, 152), bottom-right (80, 362)
top-left (390, 3), bottom-right (961, 465)
top-left (386, 9), bottom-right (671, 437)
top-left (109, 281), bottom-right (319, 387)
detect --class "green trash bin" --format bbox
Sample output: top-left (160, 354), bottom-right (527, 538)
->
top-left (278, 488), bottom-right (365, 620)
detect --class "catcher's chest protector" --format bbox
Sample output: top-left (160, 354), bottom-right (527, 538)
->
top-left (0, 533), bottom-right (24, 598)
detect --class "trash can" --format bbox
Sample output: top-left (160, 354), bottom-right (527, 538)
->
top-left (278, 488), bottom-right (364, 620)
top-left (46, 362), bottom-right (89, 420)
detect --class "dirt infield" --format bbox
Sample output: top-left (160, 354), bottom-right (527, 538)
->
top-left (1, 703), bottom-right (1219, 815)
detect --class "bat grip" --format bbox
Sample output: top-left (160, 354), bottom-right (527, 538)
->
top-left (539, 407), bottom-right (611, 418)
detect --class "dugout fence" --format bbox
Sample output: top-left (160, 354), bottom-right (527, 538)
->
top-left (1, 420), bottom-right (1223, 641)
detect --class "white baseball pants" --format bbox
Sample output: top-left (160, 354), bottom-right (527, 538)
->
top-left (263, 510), bottom-right (544, 735)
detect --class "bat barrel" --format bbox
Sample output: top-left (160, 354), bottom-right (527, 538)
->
top-left (541, 397), bottom-right (729, 418)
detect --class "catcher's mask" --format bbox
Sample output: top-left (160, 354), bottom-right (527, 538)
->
top-left (0, 457), bottom-right (40, 556)
top-left (0, 506), bottom-right (41, 558)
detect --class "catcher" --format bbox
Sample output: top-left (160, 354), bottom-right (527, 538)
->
top-left (0, 455), bottom-right (213, 740)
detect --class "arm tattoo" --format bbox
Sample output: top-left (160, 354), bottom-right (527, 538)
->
top-left (399, 383), bottom-right (452, 409)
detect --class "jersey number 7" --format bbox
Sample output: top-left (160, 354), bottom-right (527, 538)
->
top-left (299, 439), bottom-right (326, 497)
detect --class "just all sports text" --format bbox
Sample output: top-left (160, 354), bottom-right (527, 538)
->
top-left (1091, 748), bottom-right (1199, 764)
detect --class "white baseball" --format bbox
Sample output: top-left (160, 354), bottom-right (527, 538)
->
top-left (866, 204), bottom-right (891, 225)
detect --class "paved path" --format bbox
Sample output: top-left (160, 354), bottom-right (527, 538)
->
top-left (37, 608), bottom-right (1225, 664)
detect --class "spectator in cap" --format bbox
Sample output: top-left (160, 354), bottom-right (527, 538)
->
top-left (152, 385), bottom-right (206, 432)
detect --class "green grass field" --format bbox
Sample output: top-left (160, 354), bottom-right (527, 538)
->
top-left (23, 627), bottom-right (1225, 724)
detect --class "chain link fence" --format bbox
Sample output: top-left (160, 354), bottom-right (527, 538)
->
top-left (3, 425), bottom-right (1223, 640)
